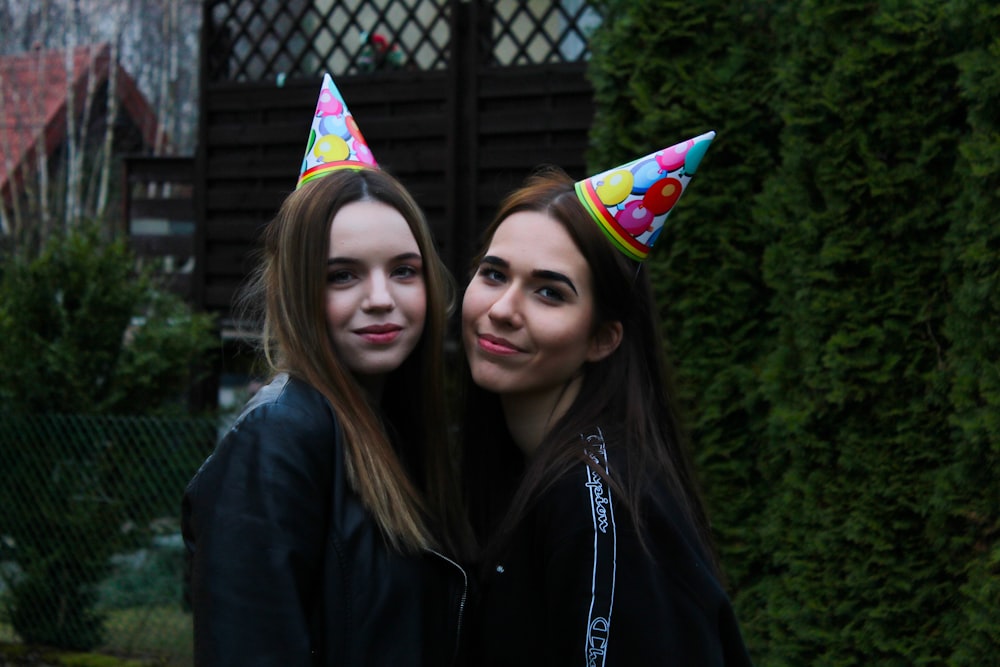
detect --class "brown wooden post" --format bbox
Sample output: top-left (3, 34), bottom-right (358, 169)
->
top-left (191, 0), bottom-right (218, 412)
top-left (445, 0), bottom-right (490, 275)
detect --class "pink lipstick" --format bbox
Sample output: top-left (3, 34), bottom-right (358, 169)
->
top-left (356, 324), bottom-right (402, 344)
top-left (477, 333), bottom-right (521, 355)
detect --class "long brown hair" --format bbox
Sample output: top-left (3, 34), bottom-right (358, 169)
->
top-left (239, 168), bottom-right (465, 554)
top-left (462, 168), bottom-right (718, 570)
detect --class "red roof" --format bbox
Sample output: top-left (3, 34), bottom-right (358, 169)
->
top-left (0, 43), bottom-right (161, 198)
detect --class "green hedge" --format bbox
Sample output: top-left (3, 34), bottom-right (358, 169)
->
top-left (588, 1), bottom-right (998, 664)
top-left (939, 2), bottom-right (1000, 663)
top-left (0, 221), bottom-right (217, 415)
top-left (0, 222), bottom-right (218, 651)
top-left (588, 0), bottom-right (783, 622)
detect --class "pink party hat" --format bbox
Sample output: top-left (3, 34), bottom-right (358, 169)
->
top-left (574, 131), bottom-right (715, 261)
top-left (297, 73), bottom-right (378, 188)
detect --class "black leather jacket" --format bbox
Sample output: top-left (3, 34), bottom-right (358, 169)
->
top-left (182, 374), bottom-right (467, 666)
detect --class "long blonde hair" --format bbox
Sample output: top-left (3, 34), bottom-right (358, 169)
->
top-left (240, 169), bottom-right (462, 553)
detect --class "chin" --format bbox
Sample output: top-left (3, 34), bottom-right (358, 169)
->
top-left (352, 357), bottom-right (408, 378)
top-left (469, 366), bottom-right (514, 395)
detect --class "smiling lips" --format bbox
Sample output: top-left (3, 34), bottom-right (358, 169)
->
top-left (477, 333), bottom-right (522, 356)
top-left (355, 323), bottom-right (403, 344)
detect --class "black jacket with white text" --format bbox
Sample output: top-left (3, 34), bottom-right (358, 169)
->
top-left (467, 428), bottom-right (752, 666)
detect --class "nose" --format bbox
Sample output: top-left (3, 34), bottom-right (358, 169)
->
top-left (362, 271), bottom-right (395, 312)
top-left (487, 285), bottom-right (523, 328)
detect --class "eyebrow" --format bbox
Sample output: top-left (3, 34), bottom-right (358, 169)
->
top-left (328, 252), bottom-right (422, 265)
top-left (481, 255), bottom-right (579, 296)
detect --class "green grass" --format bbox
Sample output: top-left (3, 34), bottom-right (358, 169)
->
top-left (0, 606), bottom-right (191, 667)
top-left (102, 606), bottom-right (192, 666)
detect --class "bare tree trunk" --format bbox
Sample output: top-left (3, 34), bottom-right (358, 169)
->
top-left (0, 70), bottom-right (24, 239)
top-left (96, 37), bottom-right (121, 219)
top-left (153, 0), bottom-right (172, 158)
top-left (70, 40), bottom-right (100, 226)
top-left (64, 0), bottom-right (101, 229)
top-left (64, 46), bottom-right (77, 226)
top-left (34, 6), bottom-right (52, 239)
top-left (167, 0), bottom-right (180, 157)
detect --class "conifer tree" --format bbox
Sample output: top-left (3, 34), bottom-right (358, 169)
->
top-left (755, 2), bottom-right (970, 662)
top-left (939, 2), bottom-right (1000, 662)
top-left (588, 2), bottom-right (781, 651)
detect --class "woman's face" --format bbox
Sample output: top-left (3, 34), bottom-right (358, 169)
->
top-left (462, 211), bottom-right (607, 402)
top-left (325, 200), bottom-right (426, 385)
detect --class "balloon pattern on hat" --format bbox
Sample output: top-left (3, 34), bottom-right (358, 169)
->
top-left (297, 73), bottom-right (378, 189)
top-left (574, 131), bottom-right (716, 261)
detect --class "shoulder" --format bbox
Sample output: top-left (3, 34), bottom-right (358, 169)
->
top-left (534, 428), bottom-right (711, 581)
top-left (543, 427), bottom-right (618, 501)
top-left (228, 374), bottom-right (337, 446)
top-left (238, 373), bottom-right (333, 424)
top-left (189, 374), bottom-right (341, 493)
top-left (529, 429), bottom-right (619, 547)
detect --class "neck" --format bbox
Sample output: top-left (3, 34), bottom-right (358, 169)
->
top-left (354, 373), bottom-right (385, 404)
top-left (500, 375), bottom-right (582, 458)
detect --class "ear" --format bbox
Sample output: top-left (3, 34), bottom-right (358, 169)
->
top-left (587, 320), bottom-right (623, 363)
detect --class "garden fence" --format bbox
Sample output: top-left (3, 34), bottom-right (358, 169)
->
top-left (0, 412), bottom-right (221, 665)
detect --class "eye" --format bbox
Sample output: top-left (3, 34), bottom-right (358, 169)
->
top-left (477, 267), bottom-right (506, 284)
top-left (327, 269), bottom-right (355, 285)
top-left (537, 286), bottom-right (567, 302)
top-left (391, 264), bottom-right (421, 280)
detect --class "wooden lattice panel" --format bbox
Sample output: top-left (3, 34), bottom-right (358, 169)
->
top-left (205, 0), bottom-right (452, 82)
top-left (490, 0), bottom-right (600, 66)
top-left (204, 0), bottom-right (601, 83)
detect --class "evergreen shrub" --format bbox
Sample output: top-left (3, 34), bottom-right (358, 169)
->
top-left (588, 0), bottom-right (783, 650)
top-left (0, 222), bottom-right (217, 650)
top-left (587, 0), bottom-right (999, 663)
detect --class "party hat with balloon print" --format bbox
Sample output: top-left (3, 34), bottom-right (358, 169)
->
top-left (297, 73), bottom-right (378, 188)
top-left (574, 131), bottom-right (715, 261)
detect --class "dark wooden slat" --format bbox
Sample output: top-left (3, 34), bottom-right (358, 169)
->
top-left (130, 199), bottom-right (195, 220)
top-left (203, 248), bottom-right (256, 276)
top-left (478, 106), bottom-right (594, 134)
top-left (125, 156), bottom-right (196, 182)
top-left (478, 64), bottom-right (591, 92)
top-left (478, 146), bottom-right (589, 171)
top-left (206, 188), bottom-right (291, 210)
top-left (204, 282), bottom-right (245, 310)
top-left (203, 115), bottom-right (448, 147)
top-left (204, 75), bottom-right (448, 112)
top-left (203, 219), bottom-right (270, 241)
top-left (130, 234), bottom-right (195, 255)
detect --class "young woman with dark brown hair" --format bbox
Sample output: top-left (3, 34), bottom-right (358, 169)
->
top-left (182, 76), bottom-right (468, 666)
top-left (461, 135), bottom-right (753, 665)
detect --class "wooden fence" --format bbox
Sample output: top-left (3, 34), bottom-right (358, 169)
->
top-left (194, 0), bottom-right (598, 318)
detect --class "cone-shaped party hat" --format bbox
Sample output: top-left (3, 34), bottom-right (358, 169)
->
top-left (297, 73), bottom-right (378, 188)
top-left (574, 131), bottom-right (715, 261)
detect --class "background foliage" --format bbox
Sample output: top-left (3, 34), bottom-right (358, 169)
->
top-left (589, 0), bottom-right (998, 664)
top-left (0, 223), bottom-right (217, 650)
top-left (0, 222), bottom-right (215, 414)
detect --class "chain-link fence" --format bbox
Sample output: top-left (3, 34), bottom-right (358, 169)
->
top-left (0, 412), bottom-right (221, 665)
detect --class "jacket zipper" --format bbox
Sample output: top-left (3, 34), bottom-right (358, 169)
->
top-left (428, 548), bottom-right (468, 662)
